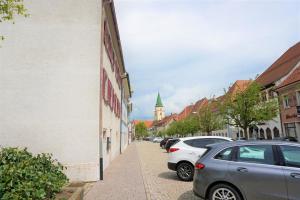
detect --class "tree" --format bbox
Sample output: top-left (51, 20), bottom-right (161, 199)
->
top-left (220, 82), bottom-right (278, 137)
top-left (183, 116), bottom-right (200, 136)
top-left (197, 102), bottom-right (224, 135)
top-left (135, 122), bottom-right (148, 139)
top-left (0, 0), bottom-right (29, 40)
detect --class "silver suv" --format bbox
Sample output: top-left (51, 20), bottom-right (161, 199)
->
top-left (193, 141), bottom-right (300, 200)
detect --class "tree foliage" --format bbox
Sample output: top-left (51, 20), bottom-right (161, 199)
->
top-left (0, 147), bottom-right (68, 199)
top-left (135, 122), bottom-right (148, 139)
top-left (160, 116), bottom-right (200, 137)
top-left (0, 0), bottom-right (29, 40)
top-left (197, 102), bottom-right (224, 135)
top-left (219, 82), bottom-right (278, 135)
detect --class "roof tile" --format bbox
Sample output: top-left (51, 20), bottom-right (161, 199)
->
top-left (256, 42), bottom-right (300, 86)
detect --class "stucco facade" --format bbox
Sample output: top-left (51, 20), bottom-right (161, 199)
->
top-left (276, 66), bottom-right (300, 139)
top-left (0, 0), bottom-right (131, 182)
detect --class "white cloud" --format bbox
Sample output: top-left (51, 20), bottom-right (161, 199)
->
top-left (114, 0), bottom-right (300, 119)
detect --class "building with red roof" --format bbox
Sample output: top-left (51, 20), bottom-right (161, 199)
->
top-left (256, 42), bottom-right (300, 87)
top-left (177, 105), bottom-right (194, 121)
top-left (132, 120), bottom-right (154, 129)
top-left (253, 42), bottom-right (300, 140)
top-left (152, 113), bottom-right (178, 132)
top-left (276, 66), bottom-right (300, 139)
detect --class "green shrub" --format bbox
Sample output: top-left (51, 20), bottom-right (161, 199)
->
top-left (0, 147), bottom-right (68, 199)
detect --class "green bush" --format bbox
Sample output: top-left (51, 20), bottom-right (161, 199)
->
top-left (0, 147), bottom-right (68, 199)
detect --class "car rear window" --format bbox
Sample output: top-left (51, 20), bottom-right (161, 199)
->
top-left (184, 138), bottom-right (228, 148)
top-left (167, 139), bottom-right (179, 146)
top-left (215, 147), bottom-right (234, 161)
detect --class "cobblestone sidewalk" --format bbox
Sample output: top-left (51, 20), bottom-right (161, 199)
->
top-left (84, 143), bottom-right (147, 200)
top-left (136, 141), bottom-right (201, 200)
top-left (84, 141), bottom-right (201, 200)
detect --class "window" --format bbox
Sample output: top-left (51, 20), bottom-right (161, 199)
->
top-left (268, 90), bottom-right (275, 99)
top-left (283, 95), bottom-right (290, 108)
top-left (261, 91), bottom-right (267, 102)
top-left (285, 123), bottom-right (297, 138)
top-left (184, 138), bottom-right (228, 148)
top-left (296, 91), bottom-right (300, 106)
top-left (213, 138), bottom-right (229, 144)
top-left (215, 147), bottom-right (233, 161)
top-left (280, 145), bottom-right (300, 168)
top-left (237, 145), bottom-right (274, 165)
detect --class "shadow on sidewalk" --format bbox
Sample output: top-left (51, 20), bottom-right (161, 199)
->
top-left (158, 171), bottom-right (179, 180)
top-left (177, 190), bottom-right (203, 200)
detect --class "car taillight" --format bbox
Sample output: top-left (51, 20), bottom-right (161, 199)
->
top-left (195, 163), bottom-right (205, 169)
top-left (169, 148), bottom-right (179, 153)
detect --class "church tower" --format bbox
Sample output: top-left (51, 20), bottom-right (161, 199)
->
top-left (154, 92), bottom-right (165, 121)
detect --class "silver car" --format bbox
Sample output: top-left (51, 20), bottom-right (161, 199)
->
top-left (193, 141), bottom-right (300, 200)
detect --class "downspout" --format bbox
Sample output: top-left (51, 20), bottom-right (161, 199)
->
top-left (120, 83), bottom-right (123, 154)
top-left (120, 73), bottom-right (128, 154)
top-left (275, 90), bottom-right (285, 136)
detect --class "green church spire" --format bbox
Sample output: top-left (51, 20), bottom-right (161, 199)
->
top-left (155, 92), bottom-right (163, 107)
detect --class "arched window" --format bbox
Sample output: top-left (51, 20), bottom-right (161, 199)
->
top-left (258, 129), bottom-right (265, 139)
top-left (260, 129), bottom-right (265, 139)
top-left (240, 130), bottom-right (244, 137)
top-left (249, 127), bottom-right (254, 138)
top-left (266, 128), bottom-right (272, 139)
top-left (273, 127), bottom-right (280, 138)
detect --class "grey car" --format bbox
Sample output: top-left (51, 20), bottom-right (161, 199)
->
top-left (193, 141), bottom-right (300, 200)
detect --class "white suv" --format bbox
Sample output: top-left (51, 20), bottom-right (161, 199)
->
top-left (167, 136), bottom-right (232, 181)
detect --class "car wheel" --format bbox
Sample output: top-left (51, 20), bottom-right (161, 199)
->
top-left (176, 162), bottom-right (194, 181)
top-left (208, 184), bottom-right (242, 200)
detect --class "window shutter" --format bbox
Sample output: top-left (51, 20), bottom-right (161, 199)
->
top-left (102, 69), bottom-right (108, 104)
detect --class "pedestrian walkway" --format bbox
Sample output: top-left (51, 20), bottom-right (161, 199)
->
top-left (84, 143), bottom-right (147, 200)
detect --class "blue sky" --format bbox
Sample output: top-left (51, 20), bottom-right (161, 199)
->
top-left (114, 0), bottom-right (300, 120)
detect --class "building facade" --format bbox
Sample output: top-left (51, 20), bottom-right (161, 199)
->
top-left (276, 67), bottom-right (300, 139)
top-left (0, 0), bottom-right (132, 182)
top-left (255, 42), bottom-right (300, 139)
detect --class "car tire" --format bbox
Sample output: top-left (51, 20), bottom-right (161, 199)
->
top-left (208, 184), bottom-right (242, 200)
top-left (176, 162), bottom-right (194, 181)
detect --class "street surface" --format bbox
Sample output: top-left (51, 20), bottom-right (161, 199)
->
top-left (85, 141), bottom-right (201, 200)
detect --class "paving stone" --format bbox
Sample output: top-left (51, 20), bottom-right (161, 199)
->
top-left (84, 143), bottom-right (147, 200)
top-left (136, 141), bottom-right (202, 200)
top-left (84, 141), bottom-right (202, 200)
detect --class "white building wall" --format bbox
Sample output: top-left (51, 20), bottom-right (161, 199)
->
top-left (101, 36), bottom-right (121, 170)
top-left (0, 0), bottom-right (102, 181)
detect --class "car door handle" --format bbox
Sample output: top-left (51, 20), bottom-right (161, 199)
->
top-left (237, 167), bottom-right (248, 173)
top-left (290, 173), bottom-right (300, 179)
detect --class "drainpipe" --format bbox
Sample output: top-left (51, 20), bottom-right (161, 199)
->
top-left (120, 84), bottom-right (123, 154)
top-left (120, 73), bottom-right (128, 154)
top-left (275, 90), bottom-right (284, 136)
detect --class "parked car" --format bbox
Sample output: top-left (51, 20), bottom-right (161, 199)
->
top-left (193, 141), bottom-right (300, 200)
top-left (153, 137), bottom-right (163, 143)
top-left (160, 137), bottom-right (173, 148)
top-left (165, 138), bottom-right (180, 153)
top-left (144, 136), bottom-right (155, 141)
top-left (168, 136), bottom-right (232, 181)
